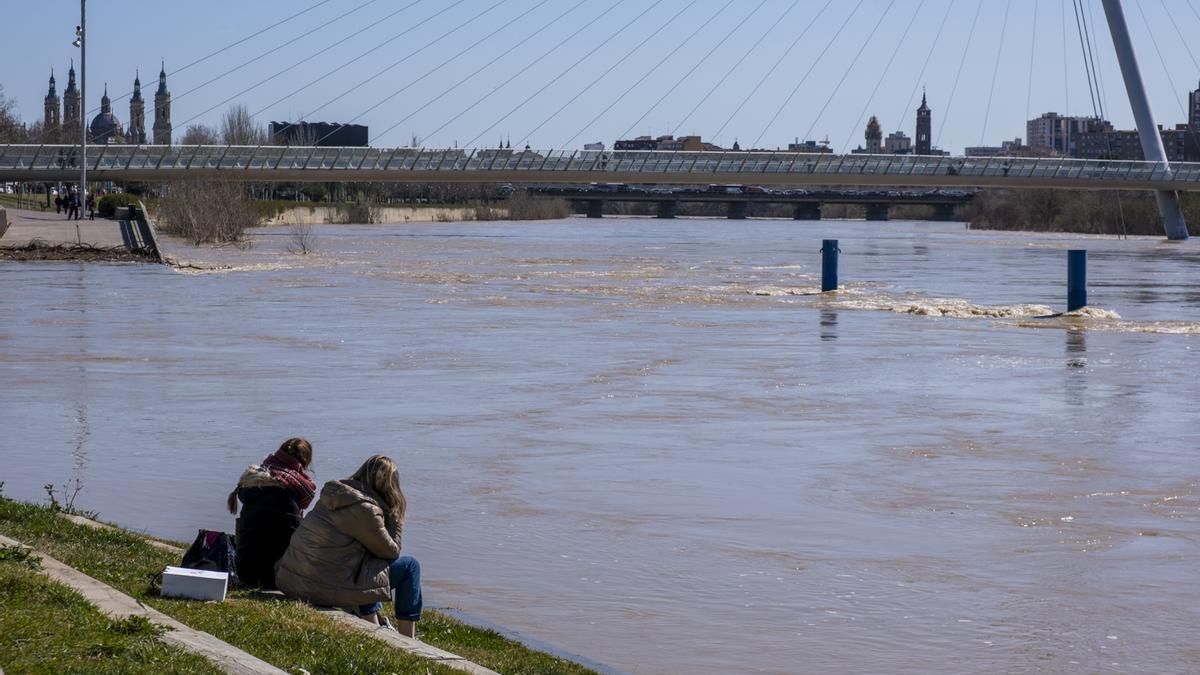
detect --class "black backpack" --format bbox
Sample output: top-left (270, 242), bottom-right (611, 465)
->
top-left (181, 529), bottom-right (239, 586)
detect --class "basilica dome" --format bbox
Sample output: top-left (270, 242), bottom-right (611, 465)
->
top-left (89, 85), bottom-right (124, 144)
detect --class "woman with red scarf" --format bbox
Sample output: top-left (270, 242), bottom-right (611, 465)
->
top-left (227, 438), bottom-right (316, 589)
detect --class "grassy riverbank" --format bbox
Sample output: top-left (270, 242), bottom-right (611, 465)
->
top-left (0, 494), bottom-right (597, 674)
top-left (0, 544), bottom-right (220, 674)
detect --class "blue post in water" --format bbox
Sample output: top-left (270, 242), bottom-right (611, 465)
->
top-left (1068, 250), bottom-right (1087, 312)
top-left (821, 240), bottom-right (839, 292)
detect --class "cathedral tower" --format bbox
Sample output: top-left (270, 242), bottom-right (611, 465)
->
top-left (915, 91), bottom-right (932, 155)
top-left (153, 63), bottom-right (172, 145)
top-left (127, 72), bottom-right (146, 144)
top-left (865, 116), bottom-right (883, 154)
top-left (44, 70), bottom-right (61, 130)
top-left (63, 61), bottom-right (81, 132)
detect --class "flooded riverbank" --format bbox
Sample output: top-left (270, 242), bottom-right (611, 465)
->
top-left (2, 218), bottom-right (1198, 673)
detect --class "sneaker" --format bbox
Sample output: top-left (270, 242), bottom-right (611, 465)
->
top-left (378, 617), bottom-right (397, 632)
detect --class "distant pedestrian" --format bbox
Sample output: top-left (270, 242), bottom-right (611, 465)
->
top-left (54, 195), bottom-right (63, 213)
top-left (86, 194), bottom-right (96, 220)
top-left (67, 192), bottom-right (80, 220)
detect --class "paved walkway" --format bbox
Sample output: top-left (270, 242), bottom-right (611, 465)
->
top-left (0, 206), bottom-right (126, 248)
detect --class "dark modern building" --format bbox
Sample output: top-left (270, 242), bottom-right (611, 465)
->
top-left (270, 121), bottom-right (368, 147)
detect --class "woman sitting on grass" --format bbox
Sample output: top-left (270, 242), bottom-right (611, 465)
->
top-left (227, 437), bottom-right (316, 589)
top-left (275, 455), bottom-right (422, 637)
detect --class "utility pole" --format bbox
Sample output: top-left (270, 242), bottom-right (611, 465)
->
top-left (1100, 0), bottom-right (1189, 240)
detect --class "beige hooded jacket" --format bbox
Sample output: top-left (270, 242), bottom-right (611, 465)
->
top-left (274, 479), bottom-right (402, 607)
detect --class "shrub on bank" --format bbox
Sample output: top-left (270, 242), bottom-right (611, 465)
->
top-left (97, 192), bottom-right (140, 218)
top-left (963, 189), bottom-right (1200, 236)
top-left (157, 180), bottom-right (261, 245)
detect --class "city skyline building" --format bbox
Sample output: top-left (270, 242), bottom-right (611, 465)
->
top-left (126, 72), bottom-right (146, 145)
top-left (915, 92), bottom-right (932, 155)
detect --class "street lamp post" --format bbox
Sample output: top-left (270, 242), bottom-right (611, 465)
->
top-left (78, 0), bottom-right (86, 222)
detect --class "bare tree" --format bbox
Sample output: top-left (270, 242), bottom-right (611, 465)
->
top-left (221, 104), bottom-right (267, 146)
top-left (275, 122), bottom-right (317, 147)
top-left (0, 86), bottom-right (25, 143)
top-left (157, 180), bottom-right (261, 245)
top-left (287, 222), bottom-right (317, 254)
top-left (181, 123), bottom-right (220, 145)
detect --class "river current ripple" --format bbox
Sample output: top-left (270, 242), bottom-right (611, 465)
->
top-left (2, 219), bottom-right (1199, 673)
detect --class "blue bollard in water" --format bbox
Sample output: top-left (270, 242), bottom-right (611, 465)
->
top-left (1068, 249), bottom-right (1087, 312)
top-left (821, 240), bottom-right (839, 292)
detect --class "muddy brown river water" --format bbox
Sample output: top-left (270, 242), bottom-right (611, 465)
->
top-left (2, 218), bottom-right (1199, 673)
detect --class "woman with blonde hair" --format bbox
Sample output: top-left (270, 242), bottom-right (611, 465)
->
top-left (275, 455), bottom-right (422, 636)
top-left (228, 437), bottom-right (315, 589)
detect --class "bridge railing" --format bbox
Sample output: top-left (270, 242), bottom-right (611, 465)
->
top-left (3, 144), bottom-right (1200, 186)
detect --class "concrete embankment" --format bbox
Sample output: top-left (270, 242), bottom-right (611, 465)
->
top-left (0, 205), bottom-right (162, 262)
top-left (263, 205), bottom-right (483, 225)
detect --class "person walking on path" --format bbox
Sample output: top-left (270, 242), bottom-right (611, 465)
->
top-left (275, 455), bottom-right (421, 637)
top-left (227, 438), bottom-right (316, 590)
top-left (65, 190), bottom-right (79, 220)
top-left (86, 193), bottom-right (96, 220)
top-left (54, 194), bottom-right (62, 214)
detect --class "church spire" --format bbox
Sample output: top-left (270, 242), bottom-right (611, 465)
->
top-left (132, 70), bottom-right (143, 101)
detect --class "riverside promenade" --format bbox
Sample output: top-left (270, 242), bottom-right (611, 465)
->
top-left (0, 206), bottom-right (126, 248)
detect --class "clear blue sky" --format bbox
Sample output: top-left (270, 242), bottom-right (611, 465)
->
top-left (5, 0), bottom-right (1200, 153)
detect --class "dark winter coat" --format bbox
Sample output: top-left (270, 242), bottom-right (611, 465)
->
top-left (233, 465), bottom-right (303, 589)
top-left (275, 479), bottom-right (402, 607)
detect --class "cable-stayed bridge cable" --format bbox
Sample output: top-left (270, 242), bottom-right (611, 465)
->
top-left (714, 0), bottom-right (827, 147)
top-left (464, 0), bottom-right (664, 148)
top-left (936, 0), bottom-right (984, 149)
top-left (252, 0), bottom-right (428, 119)
top-left (752, 1), bottom-right (864, 149)
top-left (28, 0), bottom-right (337, 144)
top-left (800, 0), bottom-right (889, 150)
top-left (304, 0), bottom-right (506, 128)
top-left (518, 0), bottom-right (696, 147)
top-left (324, 0), bottom-right (552, 146)
top-left (616, 0), bottom-right (768, 142)
top-left (671, 0), bottom-right (792, 138)
top-left (170, 0), bottom-right (382, 108)
top-left (1071, 0), bottom-right (1101, 118)
top-left (896, 0), bottom-right (953, 135)
top-left (420, 0), bottom-right (628, 146)
top-left (175, 1), bottom-right (426, 137)
top-left (842, 0), bottom-right (925, 153)
top-left (562, 0), bottom-right (735, 148)
top-left (980, 0), bottom-right (1013, 146)
top-left (1025, 0), bottom-right (1040, 124)
top-left (371, 0), bottom-right (590, 146)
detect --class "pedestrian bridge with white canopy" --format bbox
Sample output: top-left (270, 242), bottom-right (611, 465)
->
top-left (4, 144), bottom-right (1200, 193)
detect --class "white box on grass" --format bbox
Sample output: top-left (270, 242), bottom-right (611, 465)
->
top-left (161, 566), bottom-right (228, 602)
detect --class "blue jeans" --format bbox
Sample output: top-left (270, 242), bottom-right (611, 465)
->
top-left (358, 555), bottom-right (422, 621)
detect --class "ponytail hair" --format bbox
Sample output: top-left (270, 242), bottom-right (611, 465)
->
top-left (227, 490), bottom-right (239, 514)
top-left (278, 437), bottom-right (313, 469)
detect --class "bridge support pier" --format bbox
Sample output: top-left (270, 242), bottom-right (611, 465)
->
top-left (727, 202), bottom-right (748, 220)
top-left (932, 203), bottom-right (958, 222)
top-left (1101, 0), bottom-right (1188, 240)
top-left (793, 202), bottom-right (822, 220)
top-left (656, 201), bottom-right (678, 219)
top-left (865, 204), bottom-right (890, 222)
top-left (585, 201), bottom-right (604, 219)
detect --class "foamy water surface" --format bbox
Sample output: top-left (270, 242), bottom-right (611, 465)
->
top-left (2, 218), bottom-right (1199, 674)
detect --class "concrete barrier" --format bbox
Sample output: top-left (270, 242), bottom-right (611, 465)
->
top-left (0, 207), bottom-right (8, 240)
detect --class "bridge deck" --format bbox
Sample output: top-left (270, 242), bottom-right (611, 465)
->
top-left (3, 145), bottom-right (1200, 191)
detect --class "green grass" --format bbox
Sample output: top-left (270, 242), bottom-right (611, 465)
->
top-left (0, 550), bottom-right (221, 674)
top-left (0, 497), bottom-right (598, 674)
